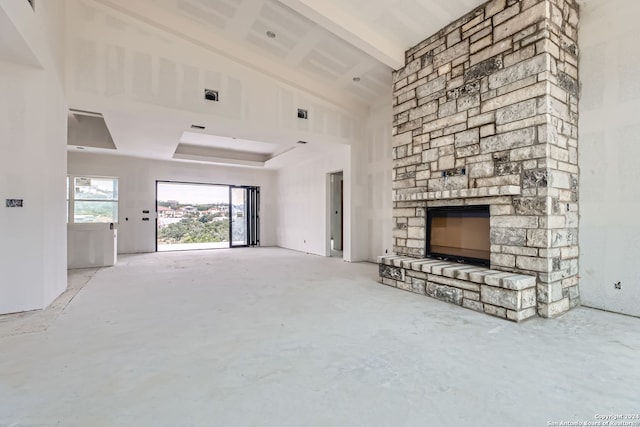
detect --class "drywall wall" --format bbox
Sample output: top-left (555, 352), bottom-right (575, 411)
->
top-left (63, 0), bottom-right (367, 161)
top-left (68, 225), bottom-right (117, 269)
top-left (579, 0), bottom-right (640, 317)
top-left (275, 145), bottom-right (352, 260)
top-left (67, 152), bottom-right (277, 254)
top-left (360, 101), bottom-right (393, 261)
top-left (0, 1), bottom-right (68, 315)
top-left (274, 101), bottom-right (393, 264)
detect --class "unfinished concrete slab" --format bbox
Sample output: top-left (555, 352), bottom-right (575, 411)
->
top-left (0, 248), bottom-right (638, 426)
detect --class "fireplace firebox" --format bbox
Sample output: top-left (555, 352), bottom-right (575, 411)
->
top-left (426, 205), bottom-right (490, 267)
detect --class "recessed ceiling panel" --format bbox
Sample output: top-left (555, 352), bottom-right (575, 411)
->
top-left (345, 83), bottom-right (380, 101)
top-left (259, 1), bottom-right (313, 38)
top-left (249, 20), bottom-right (297, 50)
top-left (180, 132), bottom-right (280, 154)
top-left (314, 33), bottom-right (364, 70)
top-left (245, 34), bottom-right (289, 58)
top-left (67, 111), bottom-right (117, 150)
top-left (173, 143), bottom-right (269, 166)
top-left (172, 0), bottom-right (238, 29)
top-left (300, 58), bottom-right (342, 81)
top-left (191, 0), bottom-right (237, 19)
top-left (303, 50), bottom-right (350, 76)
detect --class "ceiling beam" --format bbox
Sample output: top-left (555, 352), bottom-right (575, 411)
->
top-left (277, 0), bottom-right (406, 70)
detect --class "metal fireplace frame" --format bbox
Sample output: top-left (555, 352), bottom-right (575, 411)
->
top-left (425, 205), bottom-right (490, 267)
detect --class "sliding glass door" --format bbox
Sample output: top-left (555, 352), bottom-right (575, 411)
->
top-left (156, 182), bottom-right (230, 251)
top-left (230, 186), bottom-right (260, 247)
top-left (156, 181), bottom-right (259, 251)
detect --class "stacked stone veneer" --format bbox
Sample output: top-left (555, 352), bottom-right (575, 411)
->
top-left (383, 0), bottom-right (580, 319)
top-left (378, 256), bottom-right (538, 321)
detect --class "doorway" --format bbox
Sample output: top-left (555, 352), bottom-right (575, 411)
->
top-left (156, 181), bottom-right (259, 251)
top-left (329, 171), bottom-right (343, 258)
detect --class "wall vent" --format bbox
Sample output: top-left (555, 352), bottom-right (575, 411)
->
top-left (297, 108), bottom-right (308, 119)
top-left (204, 89), bottom-right (219, 102)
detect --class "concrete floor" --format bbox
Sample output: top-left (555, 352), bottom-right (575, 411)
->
top-left (0, 248), bottom-right (638, 427)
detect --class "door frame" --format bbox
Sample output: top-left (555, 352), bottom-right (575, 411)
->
top-left (326, 171), bottom-right (344, 258)
top-left (229, 185), bottom-right (260, 248)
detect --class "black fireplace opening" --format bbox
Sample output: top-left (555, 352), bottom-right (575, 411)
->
top-left (426, 205), bottom-right (490, 267)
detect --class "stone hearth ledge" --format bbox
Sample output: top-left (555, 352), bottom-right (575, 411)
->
top-left (393, 185), bottom-right (521, 202)
top-left (377, 255), bottom-right (537, 322)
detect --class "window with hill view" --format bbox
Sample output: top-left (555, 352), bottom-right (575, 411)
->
top-left (67, 176), bottom-right (119, 223)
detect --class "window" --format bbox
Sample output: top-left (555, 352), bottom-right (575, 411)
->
top-left (67, 176), bottom-right (119, 223)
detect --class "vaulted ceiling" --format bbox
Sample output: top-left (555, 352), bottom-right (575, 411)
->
top-left (67, 0), bottom-right (486, 167)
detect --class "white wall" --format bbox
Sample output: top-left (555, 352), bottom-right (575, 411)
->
top-left (579, 0), bottom-right (640, 317)
top-left (274, 100), bottom-right (393, 264)
top-left (68, 225), bottom-right (117, 269)
top-left (0, 1), bottom-right (68, 315)
top-left (275, 146), bottom-right (351, 259)
top-left (360, 101), bottom-right (393, 261)
top-left (68, 152), bottom-right (277, 254)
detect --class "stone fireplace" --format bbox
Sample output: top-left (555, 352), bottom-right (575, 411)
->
top-left (378, 0), bottom-right (580, 321)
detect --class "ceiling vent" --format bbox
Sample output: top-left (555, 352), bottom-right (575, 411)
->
top-left (204, 89), bottom-right (219, 102)
top-left (297, 108), bottom-right (308, 119)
